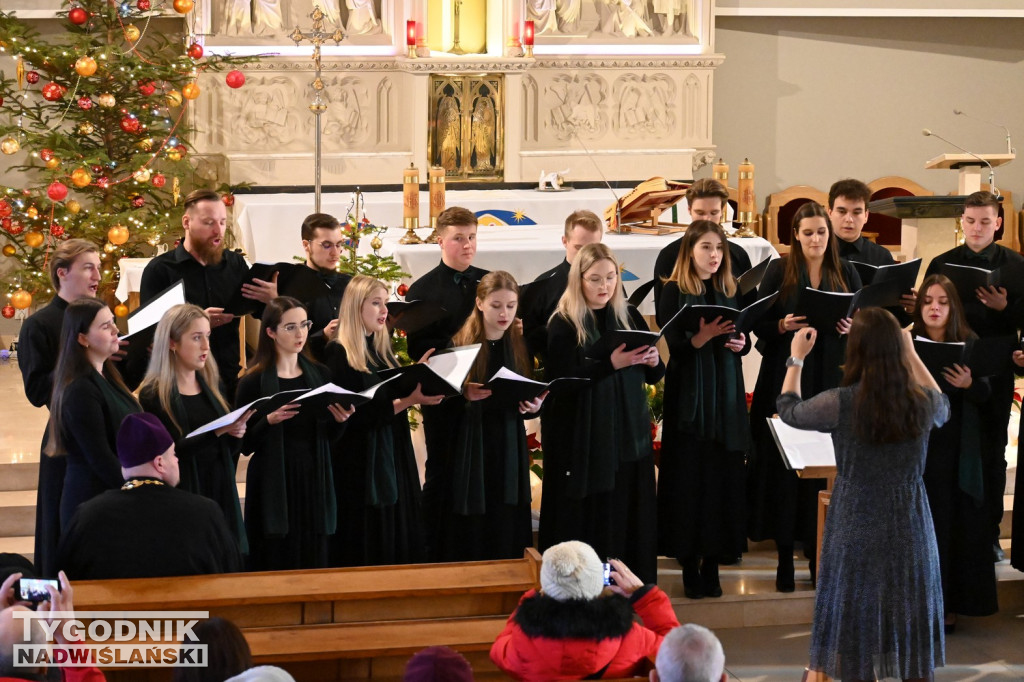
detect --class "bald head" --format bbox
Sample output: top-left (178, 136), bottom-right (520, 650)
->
top-left (0, 606), bottom-right (46, 676)
top-left (653, 624), bottom-right (726, 682)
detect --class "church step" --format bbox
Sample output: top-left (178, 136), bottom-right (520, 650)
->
top-left (0, 490), bottom-right (35, 537)
top-left (0, 535), bottom-right (33, 563)
top-left (0, 462), bottom-right (39, 492)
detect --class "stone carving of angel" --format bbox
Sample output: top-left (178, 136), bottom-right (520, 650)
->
top-left (346, 0), bottom-right (381, 35)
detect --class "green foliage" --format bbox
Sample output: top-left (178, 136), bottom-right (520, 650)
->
top-left (0, 2), bottom-right (255, 302)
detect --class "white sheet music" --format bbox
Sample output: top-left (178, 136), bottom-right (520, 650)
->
top-left (767, 417), bottom-right (836, 470)
top-left (427, 343), bottom-right (482, 391)
top-left (122, 281), bottom-right (185, 338)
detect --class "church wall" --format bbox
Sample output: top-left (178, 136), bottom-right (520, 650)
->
top-left (712, 16), bottom-right (1024, 199)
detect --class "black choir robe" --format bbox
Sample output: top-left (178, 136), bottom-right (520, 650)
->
top-left (404, 260), bottom-right (488, 556)
top-left (57, 478), bottom-right (242, 580)
top-left (325, 340), bottom-right (425, 567)
top-left (653, 238), bottom-right (752, 325)
top-left (521, 259), bottom-right (571, 362)
top-left (925, 242), bottom-right (1024, 545)
top-left (540, 305), bottom-right (665, 584)
top-left (278, 262), bottom-right (351, 362)
top-left (139, 380), bottom-right (247, 554)
top-left (836, 235), bottom-right (896, 267)
top-left (657, 281), bottom-right (750, 561)
top-left (17, 295), bottom-right (68, 575)
top-left (745, 257), bottom-right (861, 555)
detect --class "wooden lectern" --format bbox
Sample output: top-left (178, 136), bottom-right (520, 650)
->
top-left (925, 153), bottom-right (1015, 195)
top-left (605, 177), bottom-right (689, 235)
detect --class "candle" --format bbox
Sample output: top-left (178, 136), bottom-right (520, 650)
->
top-left (712, 158), bottom-right (729, 184)
top-left (429, 166), bottom-right (445, 226)
top-left (403, 163), bottom-right (419, 229)
top-left (523, 21), bottom-right (535, 46)
top-left (406, 20), bottom-right (416, 46)
top-left (737, 158), bottom-right (755, 224)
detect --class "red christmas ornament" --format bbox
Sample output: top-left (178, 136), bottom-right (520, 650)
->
top-left (25, 71), bottom-right (39, 85)
top-left (119, 115), bottom-right (141, 134)
top-left (130, 194), bottom-right (145, 208)
top-left (77, 96), bottom-right (93, 110)
top-left (137, 80), bottom-right (156, 96)
top-left (174, 143), bottom-right (187, 158)
top-left (1, 305), bottom-right (15, 319)
top-left (90, 164), bottom-right (103, 174)
top-left (0, 200), bottom-right (10, 218)
top-left (49, 222), bottom-right (65, 237)
top-left (225, 70), bottom-right (246, 89)
top-left (187, 42), bottom-right (204, 59)
top-left (151, 173), bottom-right (166, 188)
top-left (222, 193), bottom-right (235, 207)
top-left (96, 176), bottom-right (110, 189)
top-left (136, 0), bottom-right (151, 10)
top-left (397, 283), bottom-right (409, 297)
top-left (42, 82), bottom-right (66, 101)
top-left (7, 221), bottom-right (23, 236)
top-left (40, 148), bottom-right (54, 162)
top-left (1, 218), bottom-right (9, 231)
top-left (0, 95), bottom-right (3, 107)
top-left (68, 7), bottom-right (88, 25)
top-left (47, 181), bottom-right (69, 202)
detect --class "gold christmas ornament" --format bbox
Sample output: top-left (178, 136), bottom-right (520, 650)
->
top-left (137, 138), bottom-right (154, 152)
top-left (71, 168), bottom-right (92, 188)
top-left (107, 224), bottom-right (130, 245)
top-left (181, 82), bottom-right (200, 100)
top-left (97, 93), bottom-right (116, 108)
top-left (0, 137), bottom-right (21, 155)
top-left (133, 168), bottom-right (152, 183)
top-left (123, 24), bottom-right (141, 42)
top-left (370, 235), bottom-right (383, 250)
top-left (114, 303), bottom-right (129, 317)
top-left (45, 157), bottom-right (60, 170)
top-left (10, 289), bottom-right (32, 310)
top-left (165, 147), bottom-right (182, 162)
top-left (24, 231), bottom-right (45, 248)
top-left (67, 199), bottom-right (82, 214)
top-left (26, 207), bottom-right (38, 219)
top-left (165, 90), bottom-right (183, 108)
top-left (74, 56), bottom-right (98, 77)
top-left (103, 242), bottom-right (117, 253)
top-left (2, 244), bottom-right (15, 257)
top-left (78, 122), bottom-right (95, 135)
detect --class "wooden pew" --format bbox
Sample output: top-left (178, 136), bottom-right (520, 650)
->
top-left (72, 549), bottom-right (541, 681)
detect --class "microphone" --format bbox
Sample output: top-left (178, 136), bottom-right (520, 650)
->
top-left (922, 128), bottom-right (999, 197)
top-left (568, 125), bottom-right (622, 229)
top-left (954, 108), bottom-right (1014, 155)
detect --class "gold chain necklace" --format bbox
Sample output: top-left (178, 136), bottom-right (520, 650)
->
top-left (121, 479), bottom-right (166, 491)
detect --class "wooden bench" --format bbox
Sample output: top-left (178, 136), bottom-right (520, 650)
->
top-left (72, 549), bottom-right (541, 681)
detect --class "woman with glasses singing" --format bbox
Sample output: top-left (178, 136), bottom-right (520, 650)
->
top-left (235, 296), bottom-right (355, 570)
top-left (540, 243), bottom-right (665, 584)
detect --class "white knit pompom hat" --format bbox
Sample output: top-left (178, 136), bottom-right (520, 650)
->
top-left (540, 540), bottom-right (605, 601)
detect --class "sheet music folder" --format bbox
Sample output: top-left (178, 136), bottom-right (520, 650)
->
top-left (767, 417), bottom-right (836, 473)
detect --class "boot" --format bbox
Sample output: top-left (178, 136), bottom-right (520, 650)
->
top-left (776, 546), bottom-right (795, 593)
top-left (682, 557), bottom-right (703, 599)
top-left (700, 557), bottom-right (722, 598)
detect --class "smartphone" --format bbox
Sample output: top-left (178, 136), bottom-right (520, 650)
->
top-left (602, 563), bottom-right (612, 586)
top-left (16, 578), bottom-right (59, 603)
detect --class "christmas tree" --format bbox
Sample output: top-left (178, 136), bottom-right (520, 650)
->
top-left (0, 0), bottom-right (253, 317)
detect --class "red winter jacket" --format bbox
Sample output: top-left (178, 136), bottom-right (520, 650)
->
top-left (490, 585), bottom-right (679, 681)
top-left (1, 667), bottom-right (105, 682)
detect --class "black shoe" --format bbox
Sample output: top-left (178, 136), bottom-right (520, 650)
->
top-left (718, 553), bottom-right (741, 566)
top-left (683, 559), bottom-right (703, 599)
top-left (993, 544), bottom-right (1005, 562)
top-left (776, 552), bottom-right (795, 593)
top-left (700, 558), bottom-right (722, 598)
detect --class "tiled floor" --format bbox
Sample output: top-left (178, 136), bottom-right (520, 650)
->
top-left (3, 350), bottom-right (1023, 681)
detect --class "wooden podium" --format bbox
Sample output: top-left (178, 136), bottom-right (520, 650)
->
top-left (925, 152), bottom-right (1015, 195)
top-left (605, 177), bottom-right (689, 235)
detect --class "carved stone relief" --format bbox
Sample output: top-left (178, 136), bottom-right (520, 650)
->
top-left (227, 75), bottom-right (305, 148)
top-left (611, 73), bottom-right (674, 139)
top-left (319, 76), bottom-right (370, 146)
top-left (217, 0), bottom-right (383, 39)
top-left (545, 73), bottom-right (609, 141)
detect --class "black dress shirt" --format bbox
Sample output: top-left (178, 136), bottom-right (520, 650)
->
top-left (405, 261), bottom-right (489, 361)
top-left (837, 236), bottom-right (896, 267)
top-left (925, 243), bottom-right (1024, 339)
top-left (521, 259), bottom-right (571, 361)
top-left (18, 296), bottom-right (68, 408)
top-left (140, 243), bottom-right (251, 396)
top-left (278, 262), bottom-right (351, 361)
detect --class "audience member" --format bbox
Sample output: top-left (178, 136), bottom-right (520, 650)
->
top-left (224, 666), bottom-right (295, 682)
top-left (652, 624), bottom-right (727, 682)
top-left (491, 540), bottom-right (679, 680)
top-left (173, 617), bottom-right (252, 682)
top-left (57, 413), bottom-right (242, 580)
top-left (404, 646), bottom-right (475, 682)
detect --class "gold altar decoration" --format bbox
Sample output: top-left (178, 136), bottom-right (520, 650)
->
top-left (427, 165), bottom-right (446, 243)
top-left (428, 74), bottom-right (504, 181)
top-left (712, 158), bottom-right (729, 184)
top-left (400, 164), bottom-right (423, 244)
top-left (735, 157), bottom-right (758, 238)
top-left (605, 177), bottom-right (689, 235)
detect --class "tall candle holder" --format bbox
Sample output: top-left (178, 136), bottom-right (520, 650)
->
top-left (426, 166), bottom-right (445, 244)
top-left (400, 163), bottom-right (423, 244)
top-left (734, 157), bottom-right (759, 238)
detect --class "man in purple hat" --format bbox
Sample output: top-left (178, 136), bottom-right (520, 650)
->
top-left (55, 413), bottom-right (243, 580)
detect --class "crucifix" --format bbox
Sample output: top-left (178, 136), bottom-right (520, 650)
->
top-left (290, 6), bottom-right (345, 212)
top-left (451, 0), bottom-right (466, 55)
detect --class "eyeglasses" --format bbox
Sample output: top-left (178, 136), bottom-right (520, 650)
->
top-left (583, 273), bottom-right (618, 285)
top-left (279, 320), bottom-right (313, 334)
top-left (311, 241), bottom-right (345, 251)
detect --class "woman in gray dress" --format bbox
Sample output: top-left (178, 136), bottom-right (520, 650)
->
top-left (778, 308), bottom-right (948, 682)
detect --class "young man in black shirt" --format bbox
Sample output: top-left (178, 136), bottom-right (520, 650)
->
top-left (828, 178), bottom-right (895, 267)
top-left (521, 209), bottom-right (603, 361)
top-left (289, 212), bottom-right (352, 360)
top-left (139, 189), bottom-right (277, 399)
top-left (18, 239), bottom-right (101, 576)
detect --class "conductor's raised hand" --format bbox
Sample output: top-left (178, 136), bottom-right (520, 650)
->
top-left (267, 402), bottom-right (299, 425)
top-left (463, 382), bottom-right (492, 402)
top-left (519, 390), bottom-right (548, 414)
top-left (328, 402), bottom-right (356, 423)
top-left (606, 558), bottom-right (643, 597)
top-left (610, 343), bottom-right (650, 370)
top-left (790, 327), bottom-right (816, 360)
top-left (241, 271), bottom-right (279, 304)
